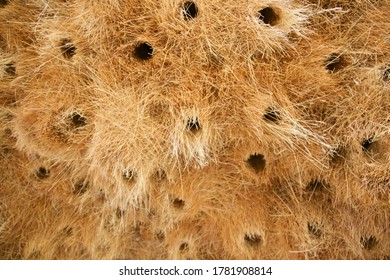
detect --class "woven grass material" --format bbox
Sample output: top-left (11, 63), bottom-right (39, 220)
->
top-left (0, 0), bottom-right (389, 259)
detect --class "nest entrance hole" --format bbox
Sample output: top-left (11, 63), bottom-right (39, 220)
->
top-left (123, 169), bottom-right (136, 182)
top-left (172, 198), bottom-right (185, 209)
top-left (258, 7), bottom-right (279, 26)
top-left (0, 0), bottom-right (9, 8)
top-left (182, 1), bottom-right (199, 20)
top-left (179, 242), bottom-right (189, 251)
top-left (60, 39), bottom-right (76, 59)
top-left (71, 113), bottom-right (87, 128)
top-left (73, 181), bottom-right (88, 195)
top-left (246, 153), bottom-right (266, 173)
top-left (5, 63), bottom-right (16, 76)
top-left (263, 107), bottom-right (281, 122)
top-left (134, 42), bottom-right (154, 61)
top-left (244, 234), bottom-right (262, 248)
top-left (361, 136), bottom-right (380, 155)
top-left (382, 66), bottom-right (390, 82)
top-left (35, 167), bottom-right (50, 179)
top-left (360, 236), bottom-right (378, 250)
top-left (325, 53), bottom-right (346, 72)
top-left (306, 179), bottom-right (327, 192)
top-left (307, 222), bottom-right (322, 238)
top-left (186, 117), bottom-right (201, 133)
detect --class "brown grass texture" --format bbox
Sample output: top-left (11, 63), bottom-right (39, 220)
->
top-left (0, 0), bottom-right (389, 259)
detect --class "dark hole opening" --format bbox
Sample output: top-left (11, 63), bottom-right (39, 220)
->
top-left (5, 63), bottom-right (16, 76)
top-left (172, 198), bottom-right (185, 209)
top-left (115, 207), bottom-right (124, 219)
top-left (179, 242), bottom-right (189, 251)
top-left (71, 113), bottom-right (87, 128)
top-left (325, 53), bottom-right (345, 72)
top-left (244, 234), bottom-right (262, 247)
top-left (0, 0), bottom-right (9, 8)
top-left (263, 107), bottom-right (281, 122)
top-left (382, 67), bottom-right (390, 82)
top-left (73, 181), bottom-right (88, 195)
top-left (246, 153), bottom-right (266, 173)
top-left (362, 136), bottom-right (374, 152)
top-left (123, 169), bottom-right (136, 182)
top-left (258, 7), bottom-right (279, 26)
top-left (60, 39), bottom-right (76, 59)
top-left (134, 42), bottom-right (153, 61)
top-left (307, 222), bottom-right (322, 238)
top-left (360, 236), bottom-right (378, 250)
top-left (187, 117), bottom-right (201, 133)
top-left (36, 167), bottom-right (50, 179)
top-left (63, 226), bottom-right (73, 236)
top-left (182, 1), bottom-right (199, 20)
top-left (306, 179), bottom-right (326, 192)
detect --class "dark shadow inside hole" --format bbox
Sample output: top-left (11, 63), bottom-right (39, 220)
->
top-left (134, 42), bottom-right (153, 61)
top-left (244, 234), bottom-right (262, 247)
top-left (382, 67), bottom-right (390, 82)
top-left (307, 222), bottom-right (322, 238)
top-left (187, 117), bottom-right (201, 133)
top-left (172, 198), bottom-right (185, 209)
top-left (182, 1), bottom-right (199, 20)
top-left (63, 226), bottom-right (73, 236)
top-left (5, 63), bottom-right (15, 76)
top-left (36, 167), bottom-right (50, 180)
top-left (73, 181), bottom-right (88, 195)
top-left (361, 136), bottom-right (378, 153)
top-left (258, 7), bottom-right (279, 26)
top-left (0, 0), bottom-right (9, 8)
top-left (306, 179), bottom-right (326, 192)
top-left (246, 153), bottom-right (266, 173)
top-left (60, 39), bottom-right (76, 59)
top-left (263, 107), bottom-right (281, 122)
top-left (362, 138), bottom-right (372, 151)
top-left (325, 53), bottom-right (346, 72)
top-left (123, 169), bottom-right (136, 182)
top-left (71, 113), bottom-right (87, 128)
top-left (179, 242), bottom-right (189, 251)
top-left (115, 207), bottom-right (124, 219)
top-left (360, 236), bottom-right (378, 250)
